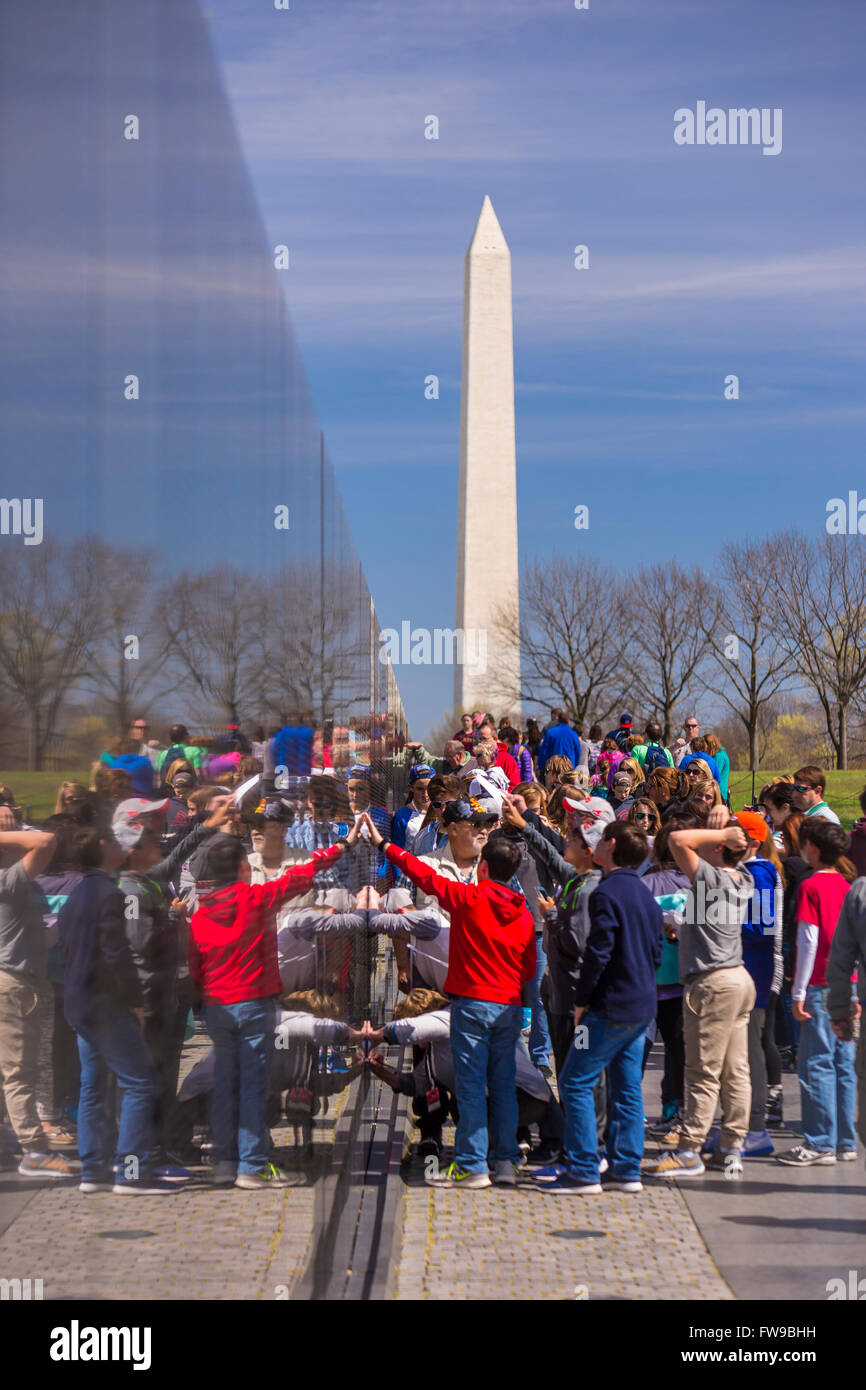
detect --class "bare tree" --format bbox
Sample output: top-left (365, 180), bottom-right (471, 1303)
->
top-left (768, 531), bottom-right (866, 769)
top-left (259, 561), bottom-right (370, 725)
top-left (490, 554), bottom-right (627, 728)
top-left (80, 541), bottom-right (165, 735)
top-left (621, 563), bottom-right (721, 743)
top-left (702, 541), bottom-right (794, 771)
top-left (0, 539), bottom-right (103, 768)
top-left (156, 567), bottom-right (267, 727)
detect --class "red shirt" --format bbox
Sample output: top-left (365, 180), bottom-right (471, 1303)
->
top-left (795, 872), bottom-right (850, 988)
top-left (189, 846), bottom-right (340, 1004)
top-left (385, 844), bottom-right (535, 1005)
top-left (494, 744), bottom-right (520, 790)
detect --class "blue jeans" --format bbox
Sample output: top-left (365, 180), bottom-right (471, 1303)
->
top-left (202, 997), bottom-right (277, 1173)
top-left (558, 1012), bottom-right (652, 1183)
top-left (77, 1013), bottom-right (162, 1182)
top-left (798, 985), bottom-right (857, 1153)
top-left (526, 933), bottom-right (553, 1068)
top-left (449, 997), bottom-right (524, 1172)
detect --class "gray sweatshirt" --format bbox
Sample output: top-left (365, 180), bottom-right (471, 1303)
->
top-left (827, 877), bottom-right (866, 1019)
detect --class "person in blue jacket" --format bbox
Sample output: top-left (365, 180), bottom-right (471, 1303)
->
top-left (537, 711), bottom-right (582, 776)
top-left (535, 821), bottom-right (663, 1195)
top-left (390, 765), bottom-right (435, 853)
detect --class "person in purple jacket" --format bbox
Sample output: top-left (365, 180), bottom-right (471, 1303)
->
top-left (499, 726), bottom-right (533, 784)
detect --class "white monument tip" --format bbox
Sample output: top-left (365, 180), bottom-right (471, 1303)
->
top-left (467, 195), bottom-right (509, 257)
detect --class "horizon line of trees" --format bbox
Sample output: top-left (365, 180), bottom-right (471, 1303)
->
top-left (0, 537), bottom-right (398, 770)
top-left (481, 530), bottom-right (866, 772)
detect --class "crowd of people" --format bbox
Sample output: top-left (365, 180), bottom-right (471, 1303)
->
top-left (0, 705), bottom-right (863, 1198)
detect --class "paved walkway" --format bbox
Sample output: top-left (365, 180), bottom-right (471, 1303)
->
top-left (0, 1030), bottom-right (350, 1301)
top-left (393, 1047), bottom-right (865, 1302)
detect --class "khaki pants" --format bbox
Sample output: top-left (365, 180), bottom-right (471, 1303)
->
top-left (0, 968), bottom-right (45, 1151)
top-left (680, 965), bottom-right (756, 1153)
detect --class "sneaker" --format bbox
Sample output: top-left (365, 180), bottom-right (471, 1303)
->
top-left (41, 1124), bottom-right (78, 1149)
top-left (212, 1161), bottom-right (238, 1186)
top-left (151, 1162), bottom-right (195, 1184)
top-left (602, 1177), bottom-right (643, 1192)
top-left (18, 1151), bottom-right (81, 1179)
top-left (417, 1137), bottom-right (440, 1160)
top-left (426, 1162), bottom-right (491, 1189)
top-left (524, 1143), bottom-right (563, 1167)
top-left (111, 1176), bottom-right (179, 1195)
top-left (163, 1146), bottom-right (204, 1168)
top-left (704, 1148), bottom-right (744, 1178)
top-left (539, 1173), bottom-right (603, 1195)
top-left (492, 1159), bottom-right (521, 1186)
top-left (79, 1177), bottom-right (113, 1193)
top-left (774, 1144), bottom-right (836, 1166)
top-left (234, 1162), bottom-right (290, 1189)
top-left (644, 1149), bottom-right (706, 1179)
top-left (837, 1149), bottom-right (858, 1162)
top-left (647, 1108), bottom-right (680, 1137)
top-left (742, 1129), bottom-right (774, 1157)
top-left (531, 1163), bottom-right (568, 1183)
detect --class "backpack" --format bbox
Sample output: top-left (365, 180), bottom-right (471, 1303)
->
top-left (643, 744), bottom-right (670, 776)
top-left (612, 728), bottom-right (631, 753)
top-left (161, 744), bottom-right (188, 776)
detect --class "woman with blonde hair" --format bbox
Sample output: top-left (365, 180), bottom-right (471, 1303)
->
top-left (53, 781), bottom-right (94, 825)
top-left (542, 753), bottom-right (575, 793)
top-left (514, 781), bottom-right (549, 823)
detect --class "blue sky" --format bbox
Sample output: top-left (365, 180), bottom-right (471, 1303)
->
top-left (202, 0), bottom-right (866, 739)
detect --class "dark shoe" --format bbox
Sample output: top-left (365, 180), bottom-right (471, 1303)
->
top-left (417, 1137), bottom-right (440, 1160)
top-left (111, 1176), bottom-right (179, 1195)
top-left (525, 1143), bottom-right (563, 1166)
top-left (704, 1148), bottom-right (744, 1178)
top-left (766, 1084), bottom-right (784, 1128)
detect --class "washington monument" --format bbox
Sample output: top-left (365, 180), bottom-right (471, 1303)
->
top-left (454, 196), bottom-right (520, 715)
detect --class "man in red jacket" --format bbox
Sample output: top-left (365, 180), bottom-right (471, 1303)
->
top-left (360, 810), bottom-right (535, 1189)
top-left (188, 820), bottom-right (360, 1188)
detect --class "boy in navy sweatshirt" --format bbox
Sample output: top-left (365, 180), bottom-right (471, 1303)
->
top-left (536, 821), bottom-right (663, 1195)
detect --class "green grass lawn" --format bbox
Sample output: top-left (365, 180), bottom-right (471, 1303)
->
top-left (728, 770), bottom-right (865, 829)
top-left (4, 766), bottom-right (866, 830)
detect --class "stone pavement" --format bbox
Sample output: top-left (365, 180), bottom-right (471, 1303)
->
top-left (392, 1045), bottom-right (863, 1302)
top-left (0, 1169), bottom-right (316, 1301)
top-left (0, 1029), bottom-right (351, 1301)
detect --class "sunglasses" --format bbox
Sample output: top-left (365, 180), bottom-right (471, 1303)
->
top-left (635, 812), bottom-right (653, 822)
top-left (792, 785), bottom-right (812, 794)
